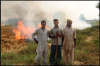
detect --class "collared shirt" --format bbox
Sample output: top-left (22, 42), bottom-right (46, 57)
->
top-left (63, 27), bottom-right (76, 50)
top-left (49, 27), bottom-right (64, 45)
top-left (32, 28), bottom-right (49, 52)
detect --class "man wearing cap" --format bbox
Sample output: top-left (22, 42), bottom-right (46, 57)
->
top-left (63, 19), bottom-right (76, 64)
top-left (32, 20), bottom-right (49, 65)
top-left (49, 19), bottom-right (64, 65)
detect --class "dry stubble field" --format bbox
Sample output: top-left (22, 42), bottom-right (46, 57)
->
top-left (1, 24), bottom-right (99, 65)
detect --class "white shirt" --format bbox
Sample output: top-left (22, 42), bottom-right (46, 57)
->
top-left (63, 27), bottom-right (76, 50)
top-left (32, 28), bottom-right (49, 52)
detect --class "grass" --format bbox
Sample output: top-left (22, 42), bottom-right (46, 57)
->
top-left (74, 26), bottom-right (99, 65)
top-left (1, 42), bottom-right (37, 65)
top-left (87, 21), bottom-right (99, 26)
top-left (1, 25), bottom-right (99, 65)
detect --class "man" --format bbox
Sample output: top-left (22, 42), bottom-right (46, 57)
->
top-left (32, 20), bottom-right (49, 65)
top-left (63, 19), bottom-right (76, 64)
top-left (49, 19), bottom-right (64, 65)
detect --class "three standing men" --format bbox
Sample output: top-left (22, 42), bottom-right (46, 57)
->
top-left (32, 19), bottom-right (76, 65)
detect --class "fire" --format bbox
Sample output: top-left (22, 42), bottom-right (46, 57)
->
top-left (1, 23), bottom-right (2, 26)
top-left (13, 21), bottom-right (34, 40)
top-left (38, 24), bottom-right (50, 30)
top-left (13, 21), bottom-right (50, 40)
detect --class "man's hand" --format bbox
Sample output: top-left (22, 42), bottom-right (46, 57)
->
top-left (33, 38), bottom-right (38, 44)
top-left (74, 43), bottom-right (76, 48)
top-left (74, 38), bottom-right (76, 48)
top-left (57, 31), bottom-right (60, 35)
top-left (56, 31), bottom-right (64, 37)
top-left (56, 31), bottom-right (59, 37)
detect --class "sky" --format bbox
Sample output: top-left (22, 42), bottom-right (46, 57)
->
top-left (1, 1), bottom-right (99, 22)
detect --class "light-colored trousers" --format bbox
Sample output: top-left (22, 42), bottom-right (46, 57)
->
top-left (35, 50), bottom-right (48, 65)
top-left (63, 48), bottom-right (74, 64)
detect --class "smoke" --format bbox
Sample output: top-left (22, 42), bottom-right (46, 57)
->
top-left (1, 1), bottom-right (92, 30)
top-left (1, 2), bottom-right (27, 21)
top-left (72, 20), bottom-right (91, 30)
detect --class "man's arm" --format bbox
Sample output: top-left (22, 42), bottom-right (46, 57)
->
top-left (32, 33), bottom-right (38, 44)
top-left (56, 31), bottom-right (64, 46)
top-left (49, 31), bottom-right (62, 38)
top-left (56, 28), bottom-right (64, 37)
top-left (49, 28), bottom-right (58, 38)
top-left (61, 28), bottom-right (65, 46)
top-left (32, 29), bottom-right (38, 44)
top-left (73, 29), bottom-right (76, 48)
top-left (57, 31), bottom-right (64, 37)
top-left (74, 38), bottom-right (76, 48)
top-left (49, 35), bottom-right (57, 38)
top-left (33, 38), bottom-right (38, 44)
top-left (61, 36), bottom-right (64, 46)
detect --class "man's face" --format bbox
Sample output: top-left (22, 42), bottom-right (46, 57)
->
top-left (67, 22), bottom-right (72, 27)
top-left (41, 22), bottom-right (46, 28)
top-left (54, 21), bottom-right (59, 26)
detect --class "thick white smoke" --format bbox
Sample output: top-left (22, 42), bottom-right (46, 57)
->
top-left (72, 20), bottom-right (91, 30)
top-left (1, 1), bottom-right (94, 30)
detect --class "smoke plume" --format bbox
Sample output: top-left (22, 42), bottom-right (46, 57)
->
top-left (1, 1), bottom-right (92, 30)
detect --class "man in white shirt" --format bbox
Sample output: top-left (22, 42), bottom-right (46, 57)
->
top-left (63, 19), bottom-right (76, 64)
top-left (32, 20), bottom-right (49, 65)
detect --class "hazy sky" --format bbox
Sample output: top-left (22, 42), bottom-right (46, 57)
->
top-left (1, 1), bottom-right (99, 21)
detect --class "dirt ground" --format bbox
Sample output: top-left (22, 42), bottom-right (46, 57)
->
top-left (85, 36), bottom-right (93, 42)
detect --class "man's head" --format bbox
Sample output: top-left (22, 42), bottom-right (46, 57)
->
top-left (67, 19), bottom-right (72, 28)
top-left (53, 19), bottom-right (59, 26)
top-left (41, 20), bottom-right (46, 28)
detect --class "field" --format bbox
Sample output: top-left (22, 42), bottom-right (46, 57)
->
top-left (87, 21), bottom-right (99, 26)
top-left (1, 23), bottom-right (99, 65)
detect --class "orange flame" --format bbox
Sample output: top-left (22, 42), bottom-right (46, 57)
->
top-left (13, 21), bottom-right (34, 40)
top-left (13, 21), bottom-right (50, 40)
top-left (1, 23), bottom-right (2, 26)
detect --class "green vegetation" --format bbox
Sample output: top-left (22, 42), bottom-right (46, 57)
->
top-left (1, 42), bottom-right (37, 65)
top-left (88, 22), bottom-right (99, 26)
top-left (1, 26), bottom-right (99, 65)
top-left (75, 26), bottom-right (99, 65)
top-left (96, 2), bottom-right (99, 10)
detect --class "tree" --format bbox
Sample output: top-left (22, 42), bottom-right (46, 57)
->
top-left (96, 2), bottom-right (99, 10)
top-left (96, 2), bottom-right (99, 17)
top-left (79, 14), bottom-right (86, 21)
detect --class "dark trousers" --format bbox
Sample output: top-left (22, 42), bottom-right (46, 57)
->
top-left (49, 45), bottom-right (62, 65)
